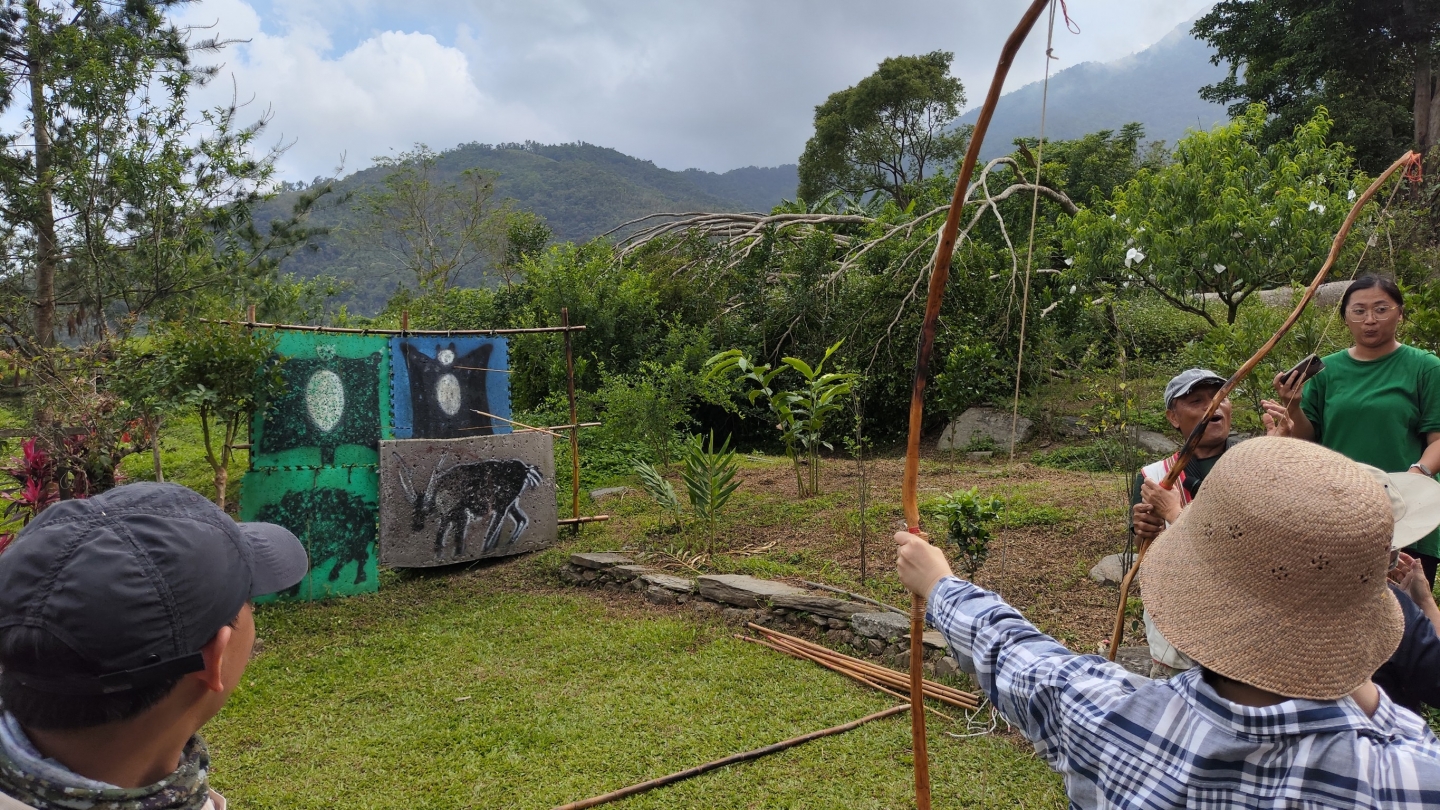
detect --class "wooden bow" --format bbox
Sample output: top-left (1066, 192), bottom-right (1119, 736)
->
top-left (901, 1), bottom-right (1053, 806)
top-left (1105, 149), bottom-right (1423, 662)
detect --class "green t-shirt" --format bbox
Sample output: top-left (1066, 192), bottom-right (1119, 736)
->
top-left (1301, 343), bottom-right (1440, 556)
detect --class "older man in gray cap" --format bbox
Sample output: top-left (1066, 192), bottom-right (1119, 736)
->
top-left (1130, 368), bottom-right (1292, 676)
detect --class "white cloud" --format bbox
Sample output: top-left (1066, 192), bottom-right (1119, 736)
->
top-left (173, 0), bottom-right (1215, 181)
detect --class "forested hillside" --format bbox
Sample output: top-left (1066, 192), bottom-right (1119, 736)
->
top-left (258, 142), bottom-right (798, 312)
top-left (957, 18), bottom-right (1230, 157)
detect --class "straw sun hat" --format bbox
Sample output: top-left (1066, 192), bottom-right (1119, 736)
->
top-left (1141, 436), bottom-right (1402, 700)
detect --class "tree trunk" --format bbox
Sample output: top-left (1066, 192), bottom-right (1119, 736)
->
top-left (150, 416), bottom-right (164, 483)
top-left (26, 3), bottom-right (56, 349)
top-left (1418, 48), bottom-right (1437, 152)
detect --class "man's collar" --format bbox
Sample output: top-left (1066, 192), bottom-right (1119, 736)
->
top-left (1167, 666), bottom-right (1411, 741)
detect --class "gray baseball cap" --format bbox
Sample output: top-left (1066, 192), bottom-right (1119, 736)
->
top-left (0, 482), bottom-right (307, 695)
top-left (1164, 368), bottom-right (1228, 409)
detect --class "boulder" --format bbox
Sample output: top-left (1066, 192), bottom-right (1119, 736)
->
top-left (1089, 553), bottom-right (1131, 588)
top-left (851, 611), bottom-right (911, 640)
top-left (696, 574), bottom-right (807, 608)
top-left (922, 630), bottom-right (948, 651)
top-left (569, 552), bottom-right (634, 570)
top-left (937, 407), bottom-right (1034, 452)
top-left (609, 564), bottom-right (654, 582)
top-left (640, 573), bottom-right (695, 594)
top-left (1056, 416), bottom-right (1090, 438)
top-left (1132, 429), bottom-right (1178, 455)
top-left (769, 593), bottom-right (870, 619)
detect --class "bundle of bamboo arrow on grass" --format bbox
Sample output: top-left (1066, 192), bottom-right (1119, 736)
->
top-left (742, 623), bottom-right (980, 717)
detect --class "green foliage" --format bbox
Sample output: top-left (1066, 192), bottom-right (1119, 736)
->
top-left (1404, 279), bottom-right (1440, 355)
top-left (359, 144), bottom-right (510, 296)
top-left (1063, 105), bottom-right (1368, 326)
top-left (707, 341), bottom-right (857, 497)
top-left (1109, 297), bottom-right (1213, 365)
top-left (633, 460), bottom-right (683, 532)
top-left (680, 432), bottom-right (741, 555)
top-left (932, 339), bottom-right (1011, 416)
top-left (798, 50), bottom-right (968, 207)
top-left (150, 323), bottom-right (284, 506)
top-left (1032, 440), bottom-right (1137, 473)
top-left (1194, 1), bottom-right (1417, 173)
top-left (928, 487), bottom-right (1004, 577)
top-left (1029, 123), bottom-right (1169, 207)
top-left (597, 360), bottom-right (709, 468)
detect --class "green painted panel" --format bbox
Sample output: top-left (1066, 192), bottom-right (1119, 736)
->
top-left (251, 331), bottom-right (392, 470)
top-left (240, 465), bottom-right (379, 602)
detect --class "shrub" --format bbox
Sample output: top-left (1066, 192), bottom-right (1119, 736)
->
top-left (928, 487), bottom-right (1004, 577)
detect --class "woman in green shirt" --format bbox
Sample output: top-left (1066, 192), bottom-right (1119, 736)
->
top-left (1277, 274), bottom-right (1440, 584)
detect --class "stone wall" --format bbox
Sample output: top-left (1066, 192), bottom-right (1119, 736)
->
top-left (560, 552), bottom-right (962, 679)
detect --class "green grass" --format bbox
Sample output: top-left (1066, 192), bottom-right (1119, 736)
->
top-left (208, 572), bottom-right (1064, 809)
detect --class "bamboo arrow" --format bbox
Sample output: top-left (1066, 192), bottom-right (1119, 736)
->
top-left (1106, 149), bottom-right (1423, 662)
top-left (901, 1), bottom-right (1053, 806)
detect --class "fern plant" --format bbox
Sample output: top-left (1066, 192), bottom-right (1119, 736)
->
top-left (680, 431), bottom-right (741, 555)
top-left (633, 460), bottom-right (684, 532)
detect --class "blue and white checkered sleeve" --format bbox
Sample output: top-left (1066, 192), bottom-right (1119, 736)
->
top-left (927, 576), bottom-right (1137, 762)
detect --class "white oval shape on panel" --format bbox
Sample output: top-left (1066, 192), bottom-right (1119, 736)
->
top-left (305, 370), bottom-right (345, 432)
top-left (436, 373), bottom-right (462, 416)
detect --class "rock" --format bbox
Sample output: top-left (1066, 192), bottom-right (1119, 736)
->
top-left (851, 611), bottom-right (911, 640)
top-left (894, 653), bottom-right (909, 668)
top-left (937, 407), bottom-right (1035, 452)
top-left (645, 587), bottom-right (677, 605)
top-left (640, 573), bottom-right (695, 594)
top-left (1132, 429), bottom-right (1178, 455)
top-left (559, 566), bottom-right (584, 585)
top-left (609, 564), bottom-right (654, 582)
top-left (923, 662), bottom-right (936, 677)
top-left (826, 617), bottom-right (848, 630)
top-left (934, 656), bottom-right (960, 678)
top-left (808, 614), bottom-right (830, 627)
top-left (569, 552), bottom-right (634, 570)
top-left (697, 575), bottom-right (807, 608)
top-left (692, 600), bottom-right (721, 615)
top-left (721, 607), bottom-right (751, 624)
top-left (580, 570), bottom-right (598, 582)
top-left (1089, 553), bottom-right (1131, 588)
top-left (1056, 416), bottom-right (1090, 438)
top-left (966, 451), bottom-right (994, 462)
top-left (922, 630), bottom-right (947, 651)
top-left (769, 593), bottom-right (870, 619)
top-left (826, 628), bottom-right (849, 645)
top-left (1112, 646), bottom-right (1151, 679)
top-left (866, 638), bottom-right (885, 656)
top-left (589, 486), bottom-right (635, 502)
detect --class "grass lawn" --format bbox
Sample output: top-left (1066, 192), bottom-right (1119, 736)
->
top-left (208, 565), bottom-right (1065, 809)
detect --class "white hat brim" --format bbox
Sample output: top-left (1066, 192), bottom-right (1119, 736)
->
top-left (1358, 464), bottom-right (1440, 550)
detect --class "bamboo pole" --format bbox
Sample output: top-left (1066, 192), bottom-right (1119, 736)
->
top-left (742, 631), bottom-right (978, 711)
top-left (199, 318), bottom-right (586, 336)
top-left (551, 705), bottom-right (909, 810)
top-left (562, 307), bottom-right (581, 534)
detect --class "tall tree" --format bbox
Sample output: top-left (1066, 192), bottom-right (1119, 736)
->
top-left (797, 51), bottom-right (968, 208)
top-left (1194, 0), bottom-right (1436, 171)
top-left (360, 144), bottom-right (511, 296)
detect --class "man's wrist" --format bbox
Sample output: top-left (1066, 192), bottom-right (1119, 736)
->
top-left (1410, 462), bottom-right (1435, 477)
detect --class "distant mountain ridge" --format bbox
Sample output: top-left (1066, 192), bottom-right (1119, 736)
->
top-left (259, 142), bottom-right (798, 312)
top-left (957, 18), bottom-right (1231, 156)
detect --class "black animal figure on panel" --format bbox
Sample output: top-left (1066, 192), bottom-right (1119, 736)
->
top-left (401, 341), bottom-right (495, 438)
top-left (256, 487), bottom-right (375, 595)
top-left (393, 452), bottom-right (543, 558)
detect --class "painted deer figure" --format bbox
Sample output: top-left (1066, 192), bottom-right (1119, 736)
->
top-left (393, 452), bottom-right (544, 558)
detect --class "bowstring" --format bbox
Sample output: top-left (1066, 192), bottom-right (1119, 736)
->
top-left (1002, 0), bottom-right (1061, 601)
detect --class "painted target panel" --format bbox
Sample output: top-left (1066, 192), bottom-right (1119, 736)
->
top-left (240, 465), bottom-right (379, 602)
top-left (389, 337), bottom-right (511, 439)
top-left (251, 332), bottom-right (391, 469)
top-left (379, 432), bottom-right (556, 567)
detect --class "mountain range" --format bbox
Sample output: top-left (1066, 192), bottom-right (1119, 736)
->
top-left (267, 17), bottom-right (1232, 314)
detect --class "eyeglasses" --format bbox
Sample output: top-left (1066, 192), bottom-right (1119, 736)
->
top-left (1345, 304), bottom-right (1398, 322)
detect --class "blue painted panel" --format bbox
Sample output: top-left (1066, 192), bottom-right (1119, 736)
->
top-left (389, 337), bottom-right (512, 439)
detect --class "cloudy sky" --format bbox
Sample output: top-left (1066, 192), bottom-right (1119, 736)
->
top-left (173, 0), bottom-right (1214, 182)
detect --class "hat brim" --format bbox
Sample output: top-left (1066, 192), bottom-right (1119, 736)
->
top-left (1381, 471), bottom-right (1440, 550)
top-left (1166, 374), bottom-right (1227, 408)
top-left (240, 522), bottom-right (309, 598)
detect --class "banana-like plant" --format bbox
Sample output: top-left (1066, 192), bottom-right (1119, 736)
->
top-left (633, 460), bottom-right (684, 532)
top-left (706, 340), bottom-right (856, 497)
top-left (680, 431), bottom-right (741, 555)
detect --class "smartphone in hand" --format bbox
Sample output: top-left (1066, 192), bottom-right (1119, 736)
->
top-left (1281, 353), bottom-right (1325, 387)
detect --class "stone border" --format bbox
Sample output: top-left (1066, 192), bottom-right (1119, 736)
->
top-left (560, 553), bottom-right (962, 679)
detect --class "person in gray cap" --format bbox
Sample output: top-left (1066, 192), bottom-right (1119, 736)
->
top-left (0, 482), bottom-right (308, 810)
top-left (1129, 368), bottom-right (1291, 676)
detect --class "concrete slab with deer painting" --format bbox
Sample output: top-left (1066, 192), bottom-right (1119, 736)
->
top-left (379, 432), bottom-right (557, 567)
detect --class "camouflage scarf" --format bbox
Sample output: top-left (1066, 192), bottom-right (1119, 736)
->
top-left (0, 732), bottom-right (211, 810)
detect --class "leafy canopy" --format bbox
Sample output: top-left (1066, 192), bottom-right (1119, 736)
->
top-left (798, 50), bottom-right (968, 208)
top-left (1063, 104), bottom-right (1367, 326)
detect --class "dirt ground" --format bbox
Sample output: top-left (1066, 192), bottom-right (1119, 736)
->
top-left (590, 445), bottom-right (1134, 652)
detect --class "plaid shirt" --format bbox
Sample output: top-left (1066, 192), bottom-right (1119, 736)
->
top-left (927, 576), bottom-right (1440, 809)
